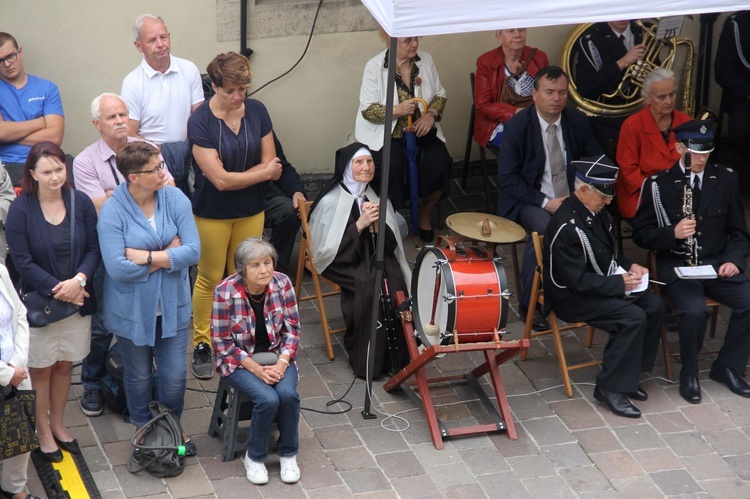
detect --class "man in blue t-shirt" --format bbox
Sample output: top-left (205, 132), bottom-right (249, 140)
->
top-left (0, 32), bottom-right (65, 186)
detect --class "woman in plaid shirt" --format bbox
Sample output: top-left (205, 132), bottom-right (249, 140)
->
top-left (211, 238), bottom-right (300, 485)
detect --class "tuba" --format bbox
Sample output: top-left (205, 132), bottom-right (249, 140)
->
top-left (561, 20), bottom-right (696, 117)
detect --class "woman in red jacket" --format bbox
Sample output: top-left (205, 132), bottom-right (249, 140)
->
top-left (474, 29), bottom-right (549, 148)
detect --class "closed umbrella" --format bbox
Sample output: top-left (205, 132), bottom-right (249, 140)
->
top-left (404, 97), bottom-right (429, 243)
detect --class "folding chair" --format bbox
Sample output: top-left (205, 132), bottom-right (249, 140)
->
top-left (295, 201), bottom-right (346, 360)
top-left (520, 232), bottom-right (601, 398)
top-left (461, 72), bottom-right (494, 213)
top-left (646, 251), bottom-right (720, 381)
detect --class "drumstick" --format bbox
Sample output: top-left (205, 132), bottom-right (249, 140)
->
top-left (423, 265), bottom-right (441, 342)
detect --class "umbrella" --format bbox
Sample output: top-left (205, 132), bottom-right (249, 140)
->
top-left (404, 97), bottom-right (429, 243)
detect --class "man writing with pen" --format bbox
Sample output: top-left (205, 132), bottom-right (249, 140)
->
top-left (543, 156), bottom-right (665, 419)
top-left (633, 119), bottom-right (750, 405)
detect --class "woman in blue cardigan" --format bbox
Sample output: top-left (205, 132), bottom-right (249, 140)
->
top-left (6, 142), bottom-right (100, 463)
top-left (98, 142), bottom-right (200, 455)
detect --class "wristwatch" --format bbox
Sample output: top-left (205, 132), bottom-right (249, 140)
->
top-left (75, 275), bottom-right (87, 288)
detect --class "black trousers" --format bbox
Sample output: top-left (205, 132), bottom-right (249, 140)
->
top-left (728, 99), bottom-right (750, 168)
top-left (664, 277), bottom-right (750, 377)
top-left (556, 291), bottom-right (665, 393)
top-left (263, 190), bottom-right (300, 271)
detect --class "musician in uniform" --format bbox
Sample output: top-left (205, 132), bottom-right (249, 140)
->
top-left (573, 20), bottom-right (647, 150)
top-left (715, 11), bottom-right (750, 169)
top-left (633, 120), bottom-right (750, 404)
top-left (544, 156), bottom-right (664, 418)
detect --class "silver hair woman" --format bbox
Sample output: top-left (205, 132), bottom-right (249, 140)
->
top-left (235, 238), bottom-right (278, 276)
top-left (615, 67), bottom-right (692, 219)
top-left (211, 237), bottom-right (301, 485)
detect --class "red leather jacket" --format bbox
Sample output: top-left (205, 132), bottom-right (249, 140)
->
top-left (473, 45), bottom-right (549, 147)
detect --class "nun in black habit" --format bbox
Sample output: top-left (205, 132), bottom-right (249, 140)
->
top-left (308, 143), bottom-right (411, 378)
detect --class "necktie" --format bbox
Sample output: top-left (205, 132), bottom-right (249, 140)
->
top-left (619, 34), bottom-right (628, 50)
top-left (692, 175), bottom-right (701, 210)
top-left (546, 124), bottom-right (569, 198)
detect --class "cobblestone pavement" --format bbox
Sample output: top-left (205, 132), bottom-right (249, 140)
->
top-left (16, 173), bottom-right (750, 497)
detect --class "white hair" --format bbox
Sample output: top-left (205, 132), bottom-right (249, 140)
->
top-left (133, 14), bottom-right (166, 41)
top-left (573, 178), bottom-right (587, 192)
top-left (90, 93), bottom-right (126, 120)
top-left (641, 68), bottom-right (675, 99)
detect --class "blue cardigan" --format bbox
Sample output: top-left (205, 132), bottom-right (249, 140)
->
top-left (6, 188), bottom-right (100, 295)
top-left (98, 184), bottom-right (200, 346)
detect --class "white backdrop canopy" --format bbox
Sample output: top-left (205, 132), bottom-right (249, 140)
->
top-left (361, 0), bottom-right (750, 37)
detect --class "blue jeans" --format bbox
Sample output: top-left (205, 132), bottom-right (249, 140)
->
top-left (226, 363), bottom-right (300, 461)
top-left (81, 262), bottom-right (114, 390)
top-left (116, 317), bottom-right (188, 428)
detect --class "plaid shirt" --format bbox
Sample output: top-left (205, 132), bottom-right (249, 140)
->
top-left (211, 272), bottom-right (300, 378)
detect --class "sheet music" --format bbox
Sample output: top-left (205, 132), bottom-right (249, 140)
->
top-left (675, 265), bottom-right (718, 279)
top-left (656, 16), bottom-right (685, 40)
top-left (614, 266), bottom-right (649, 295)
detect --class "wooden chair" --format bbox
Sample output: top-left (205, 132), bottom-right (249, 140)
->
top-left (646, 251), bottom-right (720, 381)
top-left (521, 232), bottom-right (600, 398)
top-left (461, 72), bottom-right (494, 213)
top-left (295, 201), bottom-right (346, 360)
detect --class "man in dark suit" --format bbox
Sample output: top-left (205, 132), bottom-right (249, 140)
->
top-left (498, 65), bottom-right (602, 330)
top-left (715, 11), bottom-right (750, 169)
top-left (574, 20), bottom-right (647, 151)
top-left (544, 156), bottom-right (664, 418)
top-left (633, 119), bottom-right (750, 404)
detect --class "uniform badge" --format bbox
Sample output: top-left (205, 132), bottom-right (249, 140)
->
top-left (700, 125), bottom-right (707, 134)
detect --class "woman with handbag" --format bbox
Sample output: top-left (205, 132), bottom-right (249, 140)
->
top-left (5, 142), bottom-right (100, 463)
top-left (474, 29), bottom-right (549, 148)
top-left (355, 32), bottom-right (451, 243)
top-left (212, 238), bottom-right (300, 485)
top-left (97, 142), bottom-right (200, 458)
top-left (0, 264), bottom-right (40, 499)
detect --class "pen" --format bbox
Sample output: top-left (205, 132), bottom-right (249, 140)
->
top-left (649, 279), bottom-right (666, 285)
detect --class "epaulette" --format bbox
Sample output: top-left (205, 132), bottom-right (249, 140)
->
top-left (713, 163), bottom-right (735, 174)
top-left (651, 169), bottom-right (670, 181)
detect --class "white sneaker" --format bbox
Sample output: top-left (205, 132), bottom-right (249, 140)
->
top-left (244, 454), bottom-right (268, 485)
top-left (279, 455), bottom-right (300, 484)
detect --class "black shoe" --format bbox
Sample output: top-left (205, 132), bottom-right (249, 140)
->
top-left (627, 385), bottom-right (648, 401)
top-left (0, 489), bottom-right (42, 499)
top-left (709, 362), bottom-right (750, 397)
top-left (519, 303), bottom-right (550, 332)
top-left (78, 388), bottom-right (104, 417)
top-left (594, 386), bottom-right (641, 418)
top-left (418, 228), bottom-right (434, 243)
top-left (184, 439), bottom-right (197, 457)
top-left (679, 375), bottom-right (702, 404)
top-left (36, 447), bottom-right (63, 463)
top-left (54, 437), bottom-right (80, 454)
top-left (192, 342), bottom-right (214, 380)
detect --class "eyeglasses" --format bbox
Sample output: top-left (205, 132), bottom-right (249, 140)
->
top-left (399, 37), bottom-right (422, 45)
top-left (0, 51), bottom-right (18, 66)
top-left (133, 161), bottom-right (167, 175)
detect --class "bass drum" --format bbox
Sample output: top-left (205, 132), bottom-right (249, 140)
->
top-left (412, 244), bottom-right (509, 346)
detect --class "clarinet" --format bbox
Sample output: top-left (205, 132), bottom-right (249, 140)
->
top-left (682, 154), bottom-right (698, 266)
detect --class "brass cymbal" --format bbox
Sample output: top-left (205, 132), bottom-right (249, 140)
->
top-left (446, 212), bottom-right (526, 243)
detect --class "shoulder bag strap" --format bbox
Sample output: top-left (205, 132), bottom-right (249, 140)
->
top-left (69, 191), bottom-right (75, 277)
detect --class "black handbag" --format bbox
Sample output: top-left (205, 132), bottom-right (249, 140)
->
top-left (0, 386), bottom-right (38, 460)
top-left (22, 290), bottom-right (79, 328)
top-left (22, 192), bottom-right (82, 328)
top-left (128, 401), bottom-right (186, 478)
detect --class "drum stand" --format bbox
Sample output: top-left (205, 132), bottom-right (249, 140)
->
top-left (384, 291), bottom-right (529, 450)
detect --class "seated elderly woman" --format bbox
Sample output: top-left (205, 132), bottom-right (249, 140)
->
top-left (211, 238), bottom-right (300, 485)
top-left (615, 68), bottom-right (692, 219)
top-left (474, 28), bottom-right (549, 148)
top-left (355, 32), bottom-right (450, 243)
top-left (97, 142), bottom-right (200, 454)
top-left (308, 143), bottom-right (411, 378)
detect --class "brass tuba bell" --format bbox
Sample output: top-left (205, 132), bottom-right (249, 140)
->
top-left (561, 20), bottom-right (696, 118)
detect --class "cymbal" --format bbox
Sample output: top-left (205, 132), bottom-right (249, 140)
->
top-left (446, 212), bottom-right (526, 243)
